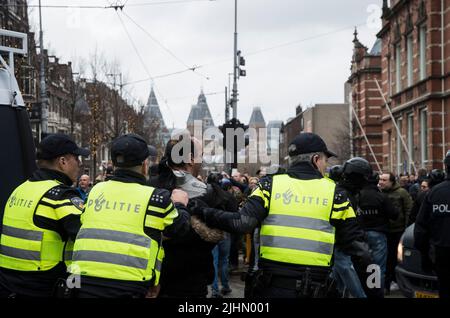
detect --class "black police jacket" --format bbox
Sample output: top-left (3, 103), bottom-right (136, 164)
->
top-left (357, 184), bottom-right (398, 233)
top-left (415, 179), bottom-right (450, 252)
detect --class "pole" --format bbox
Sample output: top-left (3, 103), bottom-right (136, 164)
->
top-left (231, 0), bottom-right (238, 120)
top-left (225, 86), bottom-right (229, 122)
top-left (39, 0), bottom-right (48, 136)
top-left (374, 78), bottom-right (417, 173)
top-left (349, 102), bottom-right (382, 173)
top-left (349, 91), bottom-right (354, 158)
top-left (441, 0), bottom-right (446, 169)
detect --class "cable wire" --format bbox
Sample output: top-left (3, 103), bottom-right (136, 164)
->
top-left (115, 10), bottom-right (175, 125)
top-left (12, 0), bottom-right (214, 9)
top-left (121, 10), bottom-right (210, 80)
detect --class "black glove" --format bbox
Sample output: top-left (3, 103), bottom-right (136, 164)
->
top-left (420, 254), bottom-right (433, 273)
top-left (349, 240), bottom-right (373, 270)
top-left (187, 198), bottom-right (209, 218)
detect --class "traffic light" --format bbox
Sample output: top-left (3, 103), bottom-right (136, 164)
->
top-left (237, 50), bottom-right (246, 78)
top-left (219, 118), bottom-right (249, 169)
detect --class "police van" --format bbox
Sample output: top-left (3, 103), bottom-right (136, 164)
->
top-left (0, 30), bottom-right (37, 226)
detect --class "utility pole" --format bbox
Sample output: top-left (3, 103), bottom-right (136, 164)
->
top-left (220, 0), bottom-right (247, 172)
top-left (231, 0), bottom-right (238, 120)
top-left (70, 71), bottom-right (80, 137)
top-left (38, 0), bottom-right (48, 137)
top-left (107, 73), bottom-right (123, 137)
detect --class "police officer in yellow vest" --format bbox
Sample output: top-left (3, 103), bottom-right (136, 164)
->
top-left (70, 134), bottom-right (191, 298)
top-left (196, 133), bottom-right (372, 298)
top-left (0, 134), bottom-right (89, 298)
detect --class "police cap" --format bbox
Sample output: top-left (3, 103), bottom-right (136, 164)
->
top-left (36, 133), bottom-right (90, 160)
top-left (111, 134), bottom-right (150, 167)
top-left (288, 132), bottom-right (337, 158)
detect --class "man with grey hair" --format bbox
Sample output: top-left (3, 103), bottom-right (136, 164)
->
top-left (195, 132), bottom-right (371, 298)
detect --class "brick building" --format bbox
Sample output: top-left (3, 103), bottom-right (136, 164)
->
top-left (377, 0), bottom-right (449, 174)
top-left (348, 30), bottom-right (384, 170)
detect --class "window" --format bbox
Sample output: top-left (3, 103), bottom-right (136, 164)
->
top-left (407, 35), bottom-right (413, 86)
top-left (396, 118), bottom-right (403, 175)
top-left (419, 25), bottom-right (427, 80)
top-left (396, 43), bottom-right (402, 92)
top-left (407, 113), bottom-right (414, 173)
top-left (420, 108), bottom-right (428, 165)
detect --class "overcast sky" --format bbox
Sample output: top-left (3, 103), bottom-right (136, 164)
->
top-left (28, 0), bottom-right (382, 129)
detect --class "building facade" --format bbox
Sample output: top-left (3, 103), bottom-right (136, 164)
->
top-left (282, 105), bottom-right (304, 167)
top-left (348, 30), bottom-right (384, 170)
top-left (377, 0), bottom-right (450, 174)
top-left (301, 103), bottom-right (350, 165)
top-left (143, 86), bottom-right (170, 156)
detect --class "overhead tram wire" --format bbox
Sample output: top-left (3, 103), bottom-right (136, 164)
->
top-left (123, 21), bottom-right (368, 86)
top-left (12, 0), bottom-right (215, 9)
top-left (120, 10), bottom-right (210, 80)
top-left (115, 10), bottom-right (175, 125)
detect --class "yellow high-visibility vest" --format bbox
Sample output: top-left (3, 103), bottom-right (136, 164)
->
top-left (260, 174), bottom-right (336, 267)
top-left (70, 180), bottom-right (161, 282)
top-left (0, 180), bottom-right (66, 271)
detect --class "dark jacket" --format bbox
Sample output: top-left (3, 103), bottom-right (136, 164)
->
top-left (408, 190), bottom-right (427, 225)
top-left (200, 162), bottom-right (370, 277)
top-left (0, 168), bottom-right (83, 297)
top-left (357, 184), bottom-right (398, 233)
top-left (382, 182), bottom-right (413, 233)
top-left (415, 179), bottom-right (450, 253)
top-left (153, 171), bottom-right (237, 297)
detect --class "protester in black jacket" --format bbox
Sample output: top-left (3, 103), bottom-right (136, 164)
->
top-left (151, 136), bottom-right (234, 298)
top-left (356, 172), bottom-right (398, 298)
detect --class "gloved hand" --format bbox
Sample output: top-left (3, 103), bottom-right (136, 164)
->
top-left (187, 198), bottom-right (209, 218)
top-left (420, 254), bottom-right (433, 273)
top-left (350, 240), bottom-right (373, 270)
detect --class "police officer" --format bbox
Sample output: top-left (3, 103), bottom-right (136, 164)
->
top-left (69, 134), bottom-right (191, 298)
top-left (333, 157), bottom-right (373, 298)
top-left (346, 161), bottom-right (398, 298)
top-left (196, 133), bottom-right (371, 298)
top-left (0, 134), bottom-right (89, 297)
top-left (414, 151), bottom-right (450, 298)
top-left (409, 169), bottom-right (445, 225)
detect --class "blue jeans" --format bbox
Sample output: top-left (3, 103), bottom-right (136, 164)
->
top-left (332, 248), bottom-right (367, 298)
top-left (366, 231), bottom-right (387, 292)
top-left (212, 236), bottom-right (231, 294)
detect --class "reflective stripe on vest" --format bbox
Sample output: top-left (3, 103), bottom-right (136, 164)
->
top-left (0, 180), bottom-right (65, 271)
top-left (153, 245), bottom-right (164, 286)
top-left (260, 175), bottom-right (336, 267)
top-left (71, 181), bottom-right (159, 282)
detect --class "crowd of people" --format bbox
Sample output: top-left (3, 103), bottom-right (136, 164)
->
top-left (0, 132), bottom-right (449, 299)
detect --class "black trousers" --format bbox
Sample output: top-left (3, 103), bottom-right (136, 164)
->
top-left (435, 246), bottom-right (450, 298)
top-left (251, 270), bottom-right (329, 298)
top-left (386, 231), bottom-right (403, 288)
